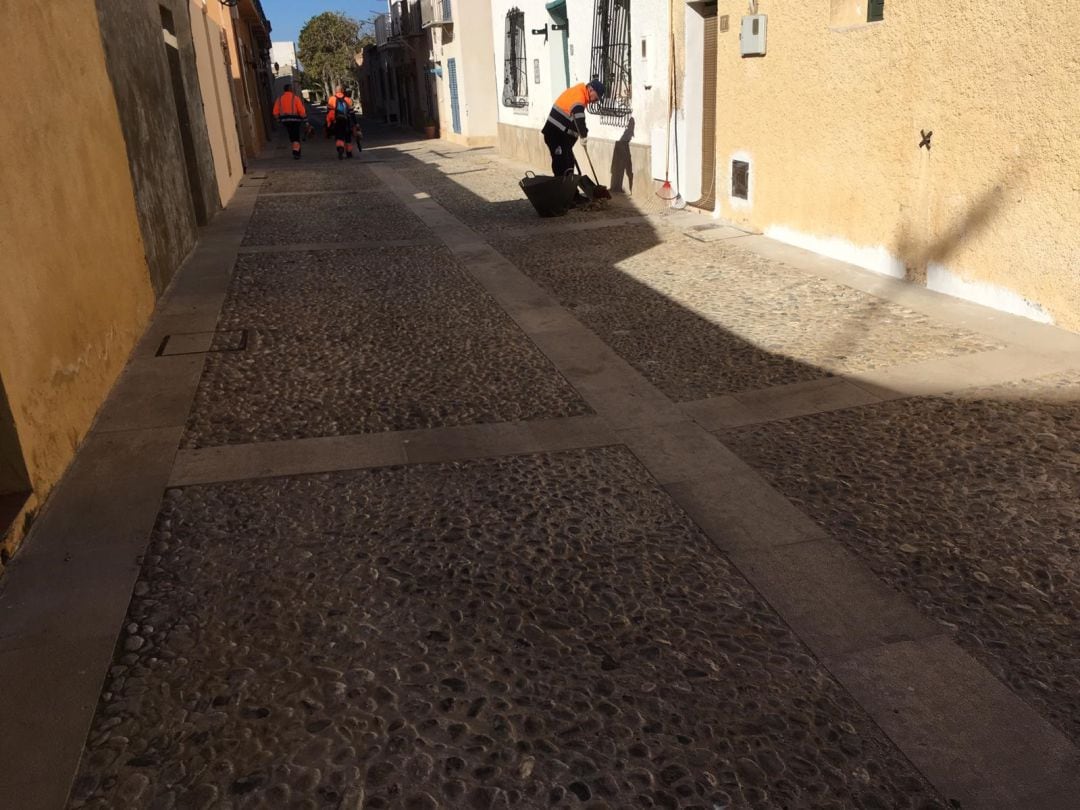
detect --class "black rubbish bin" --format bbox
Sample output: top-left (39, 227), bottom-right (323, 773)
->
top-left (519, 171), bottom-right (579, 218)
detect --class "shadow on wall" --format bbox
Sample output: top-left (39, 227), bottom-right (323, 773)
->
top-left (894, 167), bottom-right (1016, 286)
top-left (818, 177), bottom-right (1011, 366)
top-left (609, 116), bottom-right (636, 194)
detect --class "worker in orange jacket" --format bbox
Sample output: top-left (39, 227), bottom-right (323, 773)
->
top-left (542, 80), bottom-right (605, 178)
top-left (273, 83), bottom-right (307, 160)
top-left (326, 86), bottom-right (359, 160)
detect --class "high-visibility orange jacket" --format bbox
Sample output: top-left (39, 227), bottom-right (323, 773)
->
top-left (543, 83), bottom-right (590, 139)
top-left (273, 91), bottom-right (306, 122)
top-left (326, 92), bottom-right (354, 126)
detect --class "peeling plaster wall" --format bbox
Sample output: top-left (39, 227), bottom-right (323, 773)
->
top-left (0, 0), bottom-right (156, 555)
top-left (709, 1), bottom-right (1080, 330)
top-left (95, 0), bottom-right (222, 294)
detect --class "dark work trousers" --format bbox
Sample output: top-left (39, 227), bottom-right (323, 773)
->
top-left (332, 118), bottom-right (354, 145)
top-left (283, 121), bottom-right (302, 143)
top-left (543, 128), bottom-right (577, 177)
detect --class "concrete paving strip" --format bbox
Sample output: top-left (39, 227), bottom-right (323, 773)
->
top-left (844, 344), bottom-right (1080, 400)
top-left (257, 188), bottom-right (388, 197)
top-left (736, 234), bottom-right (1080, 354)
top-left (0, 426), bottom-right (181, 810)
top-left (236, 238), bottom-right (438, 254)
top-left (681, 376), bottom-right (882, 429)
top-left (827, 636), bottom-right (1080, 810)
top-left (728, 539), bottom-right (942, 658)
top-left (369, 156), bottom-right (1080, 805)
top-left (0, 183), bottom-right (258, 810)
top-left (170, 415), bottom-right (616, 487)
top-left (494, 214), bottom-right (653, 239)
top-left (681, 345), bottom-right (1080, 428)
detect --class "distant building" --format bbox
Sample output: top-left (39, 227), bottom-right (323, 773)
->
top-left (427, 0), bottom-right (498, 146)
top-left (359, 1), bottom-right (438, 131)
top-left (271, 41), bottom-right (298, 78)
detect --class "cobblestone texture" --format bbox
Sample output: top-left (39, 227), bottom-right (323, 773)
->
top-left (719, 372), bottom-right (1080, 745)
top-left (183, 248), bottom-right (588, 447)
top-left (260, 167), bottom-right (379, 193)
top-left (69, 448), bottom-right (945, 810)
top-left (392, 151), bottom-right (639, 234)
top-left (493, 225), bottom-right (1001, 400)
top-left (242, 194), bottom-right (429, 246)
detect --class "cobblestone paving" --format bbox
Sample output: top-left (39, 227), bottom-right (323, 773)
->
top-left (260, 167), bottom-right (380, 193)
top-left (183, 248), bottom-right (588, 447)
top-left (69, 448), bottom-right (945, 810)
top-left (242, 194), bottom-right (429, 246)
top-left (493, 225), bottom-right (1001, 400)
top-left (719, 371), bottom-right (1080, 745)
top-left (393, 151), bottom-right (640, 234)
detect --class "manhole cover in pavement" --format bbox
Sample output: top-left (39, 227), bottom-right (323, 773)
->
top-left (156, 330), bottom-right (247, 357)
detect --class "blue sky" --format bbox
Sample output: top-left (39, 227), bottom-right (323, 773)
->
top-left (262, 1), bottom-right (388, 44)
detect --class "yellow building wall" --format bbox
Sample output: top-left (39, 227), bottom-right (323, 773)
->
top-left (193, 0), bottom-right (244, 204)
top-left (0, 1), bottom-right (155, 554)
top-left (709, 1), bottom-right (1079, 330)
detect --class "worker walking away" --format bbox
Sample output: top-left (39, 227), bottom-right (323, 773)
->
top-left (326, 86), bottom-right (358, 160)
top-left (541, 80), bottom-right (605, 191)
top-left (273, 83), bottom-right (307, 160)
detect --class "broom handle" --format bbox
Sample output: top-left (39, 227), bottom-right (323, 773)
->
top-left (573, 119), bottom-right (602, 182)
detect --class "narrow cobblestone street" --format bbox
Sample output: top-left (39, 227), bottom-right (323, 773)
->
top-left (6, 128), bottom-right (1080, 810)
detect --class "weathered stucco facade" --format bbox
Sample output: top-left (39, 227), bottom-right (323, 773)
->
top-left (1, 0), bottom-right (271, 563)
top-left (0, 0), bottom-right (156, 556)
top-left (706, 0), bottom-right (1079, 329)
top-left (95, 0), bottom-right (222, 294)
top-left (193, 0), bottom-right (246, 206)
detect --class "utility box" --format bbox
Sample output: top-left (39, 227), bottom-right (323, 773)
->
top-left (740, 14), bottom-right (767, 56)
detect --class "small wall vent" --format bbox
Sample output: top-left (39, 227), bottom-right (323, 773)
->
top-left (732, 160), bottom-right (750, 200)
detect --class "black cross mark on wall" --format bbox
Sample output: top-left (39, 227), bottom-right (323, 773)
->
top-left (919, 130), bottom-right (933, 150)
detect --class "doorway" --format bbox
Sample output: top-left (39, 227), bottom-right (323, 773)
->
top-left (161, 6), bottom-right (209, 225)
top-left (547, 1), bottom-right (571, 89)
top-left (0, 375), bottom-right (31, 544)
top-left (692, 2), bottom-right (718, 210)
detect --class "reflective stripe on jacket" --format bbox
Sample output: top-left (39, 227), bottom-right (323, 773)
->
top-left (545, 83), bottom-right (590, 139)
top-left (273, 91), bottom-right (306, 121)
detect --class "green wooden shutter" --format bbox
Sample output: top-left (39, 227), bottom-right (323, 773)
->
top-left (868, 0), bottom-right (885, 22)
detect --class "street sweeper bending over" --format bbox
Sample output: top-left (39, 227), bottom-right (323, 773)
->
top-left (541, 80), bottom-right (605, 178)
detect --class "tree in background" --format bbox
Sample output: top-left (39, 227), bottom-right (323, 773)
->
top-left (298, 11), bottom-right (368, 100)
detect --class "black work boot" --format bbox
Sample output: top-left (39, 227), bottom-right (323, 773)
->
top-left (337, 146), bottom-right (344, 160)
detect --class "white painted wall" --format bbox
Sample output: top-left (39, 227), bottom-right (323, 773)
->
top-left (430, 0), bottom-right (499, 141)
top-left (489, 0), bottom-right (672, 147)
top-left (270, 41), bottom-right (298, 77)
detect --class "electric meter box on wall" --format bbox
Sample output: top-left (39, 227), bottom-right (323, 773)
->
top-left (740, 14), bottom-right (767, 56)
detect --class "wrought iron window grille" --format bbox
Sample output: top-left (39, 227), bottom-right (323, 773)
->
top-left (589, 0), bottom-right (632, 123)
top-left (503, 8), bottom-right (528, 108)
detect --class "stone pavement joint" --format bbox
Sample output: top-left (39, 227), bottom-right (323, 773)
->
top-left (170, 415), bottom-right (617, 487)
top-left (2, 136), bottom-right (1078, 809)
top-left (368, 151), bottom-right (1080, 809)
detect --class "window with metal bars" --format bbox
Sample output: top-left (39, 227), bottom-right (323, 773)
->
top-left (503, 8), bottom-right (528, 107)
top-left (589, 0), bottom-right (631, 121)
